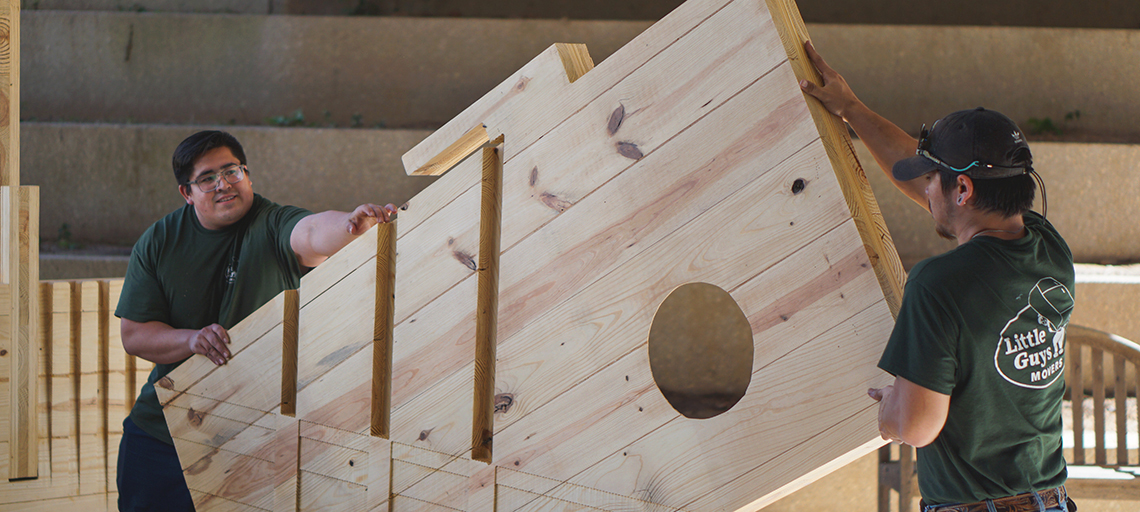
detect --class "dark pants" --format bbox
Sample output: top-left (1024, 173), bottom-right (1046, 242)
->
top-left (117, 417), bottom-right (195, 512)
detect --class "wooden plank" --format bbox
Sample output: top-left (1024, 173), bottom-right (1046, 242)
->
top-left (372, 222), bottom-right (396, 438)
top-left (1093, 347), bottom-right (1106, 465)
top-left (163, 324), bottom-right (285, 414)
top-left (0, 0), bottom-right (19, 188)
top-left (1070, 344), bottom-right (1085, 464)
top-left (75, 280), bottom-right (106, 495)
top-left (402, 0), bottom-right (732, 175)
top-left (1115, 355), bottom-right (1128, 465)
top-left (298, 222), bottom-right (377, 309)
top-left (554, 43), bottom-right (593, 84)
top-left (497, 467), bottom-right (673, 512)
top-left (181, 409), bottom-right (283, 511)
top-left (494, 232), bottom-right (888, 508)
top-left (48, 281), bottom-right (77, 490)
top-left (764, 0), bottom-right (906, 315)
top-left (274, 414), bottom-right (299, 512)
top-left (492, 136), bottom-right (843, 437)
top-left (392, 53), bottom-right (817, 452)
top-left (157, 291), bottom-right (289, 404)
top-left (9, 187), bottom-right (38, 479)
top-left (0, 492), bottom-right (112, 512)
top-left (410, 125), bottom-right (489, 177)
top-left (296, 252), bottom-right (375, 394)
top-left (472, 145), bottom-right (502, 462)
top-left (295, 421), bottom-right (391, 511)
top-left (281, 289), bottom-right (299, 417)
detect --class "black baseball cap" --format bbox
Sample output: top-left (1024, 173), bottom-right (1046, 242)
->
top-left (892, 107), bottom-right (1032, 182)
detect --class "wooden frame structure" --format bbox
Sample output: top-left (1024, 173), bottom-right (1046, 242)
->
top-left (155, 0), bottom-right (907, 510)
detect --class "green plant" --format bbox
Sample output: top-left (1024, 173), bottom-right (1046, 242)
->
top-left (351, 113), bottom-right (364, 128)
top-left (57, 223), bottom-right (81, 250)
top-left (267, 109), bottom-right (307, 127)
top-left (1025, 117), bottom-right (1060, 136)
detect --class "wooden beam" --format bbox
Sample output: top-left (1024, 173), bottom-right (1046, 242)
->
top-left (371, 221), bottom-right (395, 438)
top-left (764, 0), bottom-right (906, 317)
top-left (409, 125), bottom-right (489, 177)
top-left (0, 0), bottom-right (19, 188)
top-left (8, 187), bottom-right (37, 479)
top-left (282, 289), bottom-right (299, 417)
top-left (472, 144), bottom-right (502, 463)
top-left (554, 43), bottom-right (593, 83)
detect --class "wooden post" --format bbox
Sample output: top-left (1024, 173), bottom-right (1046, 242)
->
top-left (371, 221), bottom-right (396, 438)
top-left (7, 187), bottom-right (37, 480)
top-left (281, 289), bottom-right (299, 416)
top-left (471, 144), bottom-right (502, 463)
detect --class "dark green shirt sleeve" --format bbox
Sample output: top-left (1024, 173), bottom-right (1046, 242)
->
top-left (878, 272), bottom-right (960, 395)
top-left (116, 225), bottom-right (171, 324)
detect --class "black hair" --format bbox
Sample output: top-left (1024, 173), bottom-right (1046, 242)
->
top-left (939, 146), bottom-right (1035, 218)
top-left (172, 131), bottom-right (247, 186)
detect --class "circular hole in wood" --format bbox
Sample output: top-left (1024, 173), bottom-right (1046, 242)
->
top-left (648, 282), bottom-right (753, 419)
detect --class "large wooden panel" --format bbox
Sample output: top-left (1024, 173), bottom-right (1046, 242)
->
top-left (157, 0), bottom-right (905, 508)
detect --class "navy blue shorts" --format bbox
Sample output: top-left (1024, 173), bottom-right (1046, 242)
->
top-left (117, 417), bottom-right (194, 512)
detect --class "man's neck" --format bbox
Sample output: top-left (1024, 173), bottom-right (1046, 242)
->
top-left (956, 212), bottom-right (1026, 246)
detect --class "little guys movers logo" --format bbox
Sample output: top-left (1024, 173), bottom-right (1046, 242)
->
top-left (994, 277), bottom-right (1074, 389)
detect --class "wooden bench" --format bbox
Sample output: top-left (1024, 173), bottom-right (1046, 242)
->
top-left (878, 324), bottom-right (1140, 511)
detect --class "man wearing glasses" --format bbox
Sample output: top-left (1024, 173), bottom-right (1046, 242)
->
top-left (800, 43), bottom-right (1076, 512)
top-left (114, 130), bottom-right (397, 511)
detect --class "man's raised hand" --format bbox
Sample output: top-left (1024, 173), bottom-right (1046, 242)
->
top-left (346, 203), bottom-right (398, 235)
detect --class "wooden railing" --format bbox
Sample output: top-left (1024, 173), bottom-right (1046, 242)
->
top-left (0, 278), bottom-right (150, 511)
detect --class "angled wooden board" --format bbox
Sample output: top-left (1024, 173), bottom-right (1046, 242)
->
top-left (158, 0), bottom-right (906, 509)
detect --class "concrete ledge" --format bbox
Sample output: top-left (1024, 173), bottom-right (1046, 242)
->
top-left (1073, 264), bottom-right (1140, 346)
top-left (810, 25), bottom-right (1140, 142)
top-left (24, 0), bottom-right (1140, 29)
top-left (23, 122), bottom-right (435, 246)
top-left (856, 140), bottom-right (1140, 267)
top-left (40, 253), bottom-right (130, 280)
top-left (23, 14), bottom-right (1140, 139)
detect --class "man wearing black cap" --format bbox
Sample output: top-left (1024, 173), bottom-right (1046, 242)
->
top-left (800, 42), bottom-right (1076, 512)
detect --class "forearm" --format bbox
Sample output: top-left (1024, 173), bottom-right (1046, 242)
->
top-left (840, 102), bottom-right (926, 208)
top-left (292, 210), bottom-right (357, 267)
top-left (121, 319), bottom-right (196, 365)
top-left (872, 377), bottom-right (950, 447)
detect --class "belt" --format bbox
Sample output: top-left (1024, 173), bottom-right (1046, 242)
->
top-left (922, 486), bottom-right (1067, 512)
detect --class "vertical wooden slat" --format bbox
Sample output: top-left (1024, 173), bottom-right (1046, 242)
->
top-left (49, 281), bottom-right (76, 488)
top-left (9, 187), bottom-right (38, 479)
top-left (1069, 345), bottom-right (1084, 465)
top-left (76, 280), bottom-right (106, 494)
top-left (898, 444), bottom-right (914, 511)
top-left (281, 289), bottom-right (299, 417)
top-left (1113, 355), bottom-right (1127, 466)
top-left (371, 221), bottom-right (395, 438)
top-left (876, 446), bottom-right (891, 511)
top-left (471, 144), bottom-right (502, 463)
top-left (1092, 347), bottom-right (1106, 466)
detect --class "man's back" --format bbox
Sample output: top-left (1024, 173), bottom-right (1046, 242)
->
top-left (880, 211), bottom-right (1075, 504)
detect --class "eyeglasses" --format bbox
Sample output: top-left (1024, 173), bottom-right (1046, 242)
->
top-left (187, 165), bottom-right (247, 192)
top-left (917, 124), bottom-right (1027, 179)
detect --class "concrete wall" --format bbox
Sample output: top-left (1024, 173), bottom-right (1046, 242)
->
top-left (810, 25), bottom-right (1140, 142)
top-left (23, 123), bottom-right (434, 246)
top-left (24, 0), bottom-right (1140, 29)
top-left (856, 141), bottom-right (1140, 267)
top-left (21, 12), bottom-right (652, 128)
top-left (23, 14), bottom-right (1140, 140)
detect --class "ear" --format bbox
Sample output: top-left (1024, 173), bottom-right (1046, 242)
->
top-left (178, 184), bottom-right (194, 205)
top-left (956, 175), bottom-right (975, 206)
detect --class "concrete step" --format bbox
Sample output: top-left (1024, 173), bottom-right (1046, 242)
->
top-left (22, 13), bottom-right (1140, 140)
top-left (22, 0), bottom-right (1140, 28)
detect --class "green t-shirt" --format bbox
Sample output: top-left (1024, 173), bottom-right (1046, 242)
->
top-left (878, 211), bottom-right (1074, 506)
top-left (116, 194), bottom-right (312, 445)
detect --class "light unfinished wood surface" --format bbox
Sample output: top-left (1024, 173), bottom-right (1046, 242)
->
top-left (150, 0), bottom-right (905, 509)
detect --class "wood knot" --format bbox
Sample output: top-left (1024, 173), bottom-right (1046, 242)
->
top-left (529, 167), bottom-right (538, 187)
top-left (616, 141), bottom-right (643, 160)
top-left (515, 76), bottom-right (531, 91)
top-left (418, 428), bottom-right (434, 441)
top-left (187, 408), bottom-right (205, 427)
top-left (185, 452), bottom-right (214, 475)
top-left (452, 250), bottom-right (477, 271)
top-left (157, 376), bottom-right (174, 389)
top-left (0, 349), bottom-right (7, 356)
top-left (399, 202), bottom-right (409, 211)
top-left (349, 460), bottom-right (355, 467)
top-left (791, 178), bottom-right (806, 194)
top-left (539, 192), bottom-right (572, 213)
top-left (494, 393), bottom-right (515, 414)
top-left (607, 104), bottom-right (626, 136)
